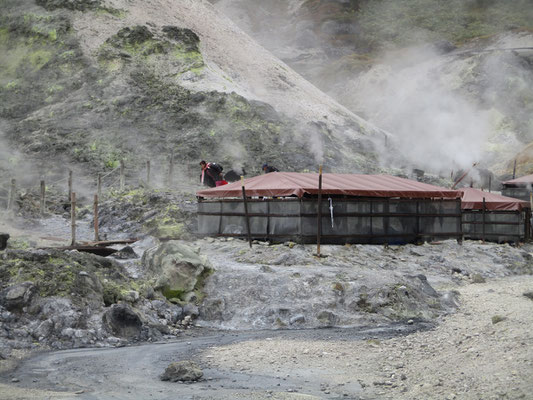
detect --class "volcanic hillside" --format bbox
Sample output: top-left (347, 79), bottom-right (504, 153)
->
top-left (0, 0), bottom-right (389, 190)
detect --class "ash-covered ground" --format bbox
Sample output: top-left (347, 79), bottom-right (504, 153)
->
top-left (1, 202), bottom-right (533, 400)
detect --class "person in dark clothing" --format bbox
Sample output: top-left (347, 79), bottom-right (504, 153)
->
top-left (200, 160), bottom-right (225, 187)
top-left (262, 163), bottom-right (279, 174)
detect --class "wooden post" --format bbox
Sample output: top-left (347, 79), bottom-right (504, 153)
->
top-left (97, 173), bottom-right (102, 198)
top-left (241, 176), bottom-right (252, 248)
top-left (525, 207), bottom-right (531, 242)
top-left (146, 160), bottom-right (151, 188)
top-left (94, 194), bottom-right (99, 242)
top-left (167, 154), bottom-right (174, 187)
top-left (40, 180), bottom-right (46, 216)
top-left (316, 165), bottom-right (323, 256)
top-left (120, 160), bottom-right (125, 191)
top-left (482, 197), bottom-right (486, 243)
top-left (70, 192), bottom-right (76, 246)
top-left (7, 178), bottom-right (16, 211)
top-left (513, 159), bottom-right (517, 179)
top-left (68, 170), bottom-right (73, 202)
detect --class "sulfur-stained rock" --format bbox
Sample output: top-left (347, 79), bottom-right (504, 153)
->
top-left (142, 241), bottom-right (211, 301)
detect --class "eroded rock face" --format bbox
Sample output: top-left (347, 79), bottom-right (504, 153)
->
top-left (142, 241), bottom-right (211, 301)
top-left (160, 360), bottom-right (203, 382)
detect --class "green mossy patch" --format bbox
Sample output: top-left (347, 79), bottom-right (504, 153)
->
top-left (0, 250), bottom-right (143, 306)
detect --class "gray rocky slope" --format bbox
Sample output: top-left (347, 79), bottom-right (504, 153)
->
top-left (0, 0), bottom-right (389, 193)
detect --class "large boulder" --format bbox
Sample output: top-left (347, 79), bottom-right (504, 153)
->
top-left (0, 282), bottom-right (36, 311)
top-left (160, 360), bottom-right (203, 382)
top-left (142, 241), bottom-right (211, 301)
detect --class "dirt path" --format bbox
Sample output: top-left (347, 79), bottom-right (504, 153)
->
top-left (1, 276), bottom-right (532, 399)
top-left (201, 275), bottom-right (533, 399)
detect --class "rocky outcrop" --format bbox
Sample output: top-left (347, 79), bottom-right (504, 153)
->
top-left (0, 248), bottom-right (194, 358)
top-left (142, 241), bottom-right (212, 302)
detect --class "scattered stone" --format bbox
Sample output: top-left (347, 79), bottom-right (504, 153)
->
top-left (491, 315), bottom-right (507, 324)
top-left (289, 314), bottom-right (305, 325)
top-left (260, 265), bottom-right (274, 273)
top-left (11, 378), bottom-right (19, 383)
top-left (523, 291), bottom-right (533, 301)
top-left (471, 273), bottom-right (486, 283)
top-left (160, 360), bottom-right (203, 382)
top-left (0, 282), bottom-right (36, 311)
top-left (111, 246), bottom-right (138, 260)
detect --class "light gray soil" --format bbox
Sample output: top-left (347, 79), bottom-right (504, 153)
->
top-left (1, 247), bottom-right (532, 400)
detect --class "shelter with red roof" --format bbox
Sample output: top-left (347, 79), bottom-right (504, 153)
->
top-left (197, 172), bottom-right (463, 244)
top-left (501, 174), bottom-right (533, 202)
top-left (458, 188), bottom-right (531, 242)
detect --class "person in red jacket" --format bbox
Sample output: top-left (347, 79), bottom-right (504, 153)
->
top-left (200, 160), bottom-right (227, 187)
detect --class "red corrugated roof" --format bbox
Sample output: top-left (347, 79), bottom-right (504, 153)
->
top-left (196, 172), bottom-right (461, 199)
top-left (459, 188), bottom-right (530, 211)
top-left (502, 174), bottom-right (533, 186)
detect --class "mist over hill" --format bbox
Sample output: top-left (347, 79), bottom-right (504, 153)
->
top-left (211, 0), bottom-right (533, 179)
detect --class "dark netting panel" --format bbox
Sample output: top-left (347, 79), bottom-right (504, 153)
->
top-left (388, 216), bottom-right (417, 234)
top-left (371, 217), bottom-right (385, 234)
top-left (502, 188), bottom-right (531, 202)
top-left (345, 216), bottom-right (372, 235)
top-left (345, 201), bottom-right (372, 213)
top-left (247, 202), bottom-right (269, 214)
top-left (270, 200), bottom-right (301, 215)
top-left (198, 215), bottom-right (220, 234)
top-left (301, 216), bottom-right (317, 236)
top-left (198, 197), bottom-right (465, 243)
top-left (388, 202), bottom-right (417, 214)
top-left (220, 216), bottom-right (246, 235)
top-left (222, 202), bottom-right (245, 214)
top-left (249, 216), bottom-right (268, 236)
top-left (462, 211), bottom-right (524, 239)
top-left (421, 217), bottom-right (459, 234)
top-left (269, 217), bottom-right (300, 236)
top-left (321, 215), bottom-right (348, 235)
top-left (198, 201), bottom-right (222, 213)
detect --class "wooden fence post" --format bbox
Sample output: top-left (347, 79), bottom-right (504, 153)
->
top-left (146, 160), bottom-right (151, 188)
top-left (120, 160), bottom-right (125, 191)
top-left (316, 165), bottom-right (323, 256)
top-left (167, 154), bottom-right (174, 187)
top-left (97, 173), bottom-right (102, 198)
top-left (71, 192), bottom-right (76, 246)
top-left (94, 194), bottom-right (99, 242)
top-left (241, 176), bottom-right (252, 248)
top-left (7, 178), bottom-right (16, 211)
top-left (40, 180), bottom-right (46, 216)
top-left (68, 170), bottom-right (73, 202)
top-left (482, 197), bottom-right (486, 243)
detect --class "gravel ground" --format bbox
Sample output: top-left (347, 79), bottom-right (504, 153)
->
top-left (1, 275), bottom-right (532, 400)
top-left (200, 275), bottom-right (533, 400)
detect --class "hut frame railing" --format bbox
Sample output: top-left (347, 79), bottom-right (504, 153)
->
top-left (198, 196), bottom-right (463, 243)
